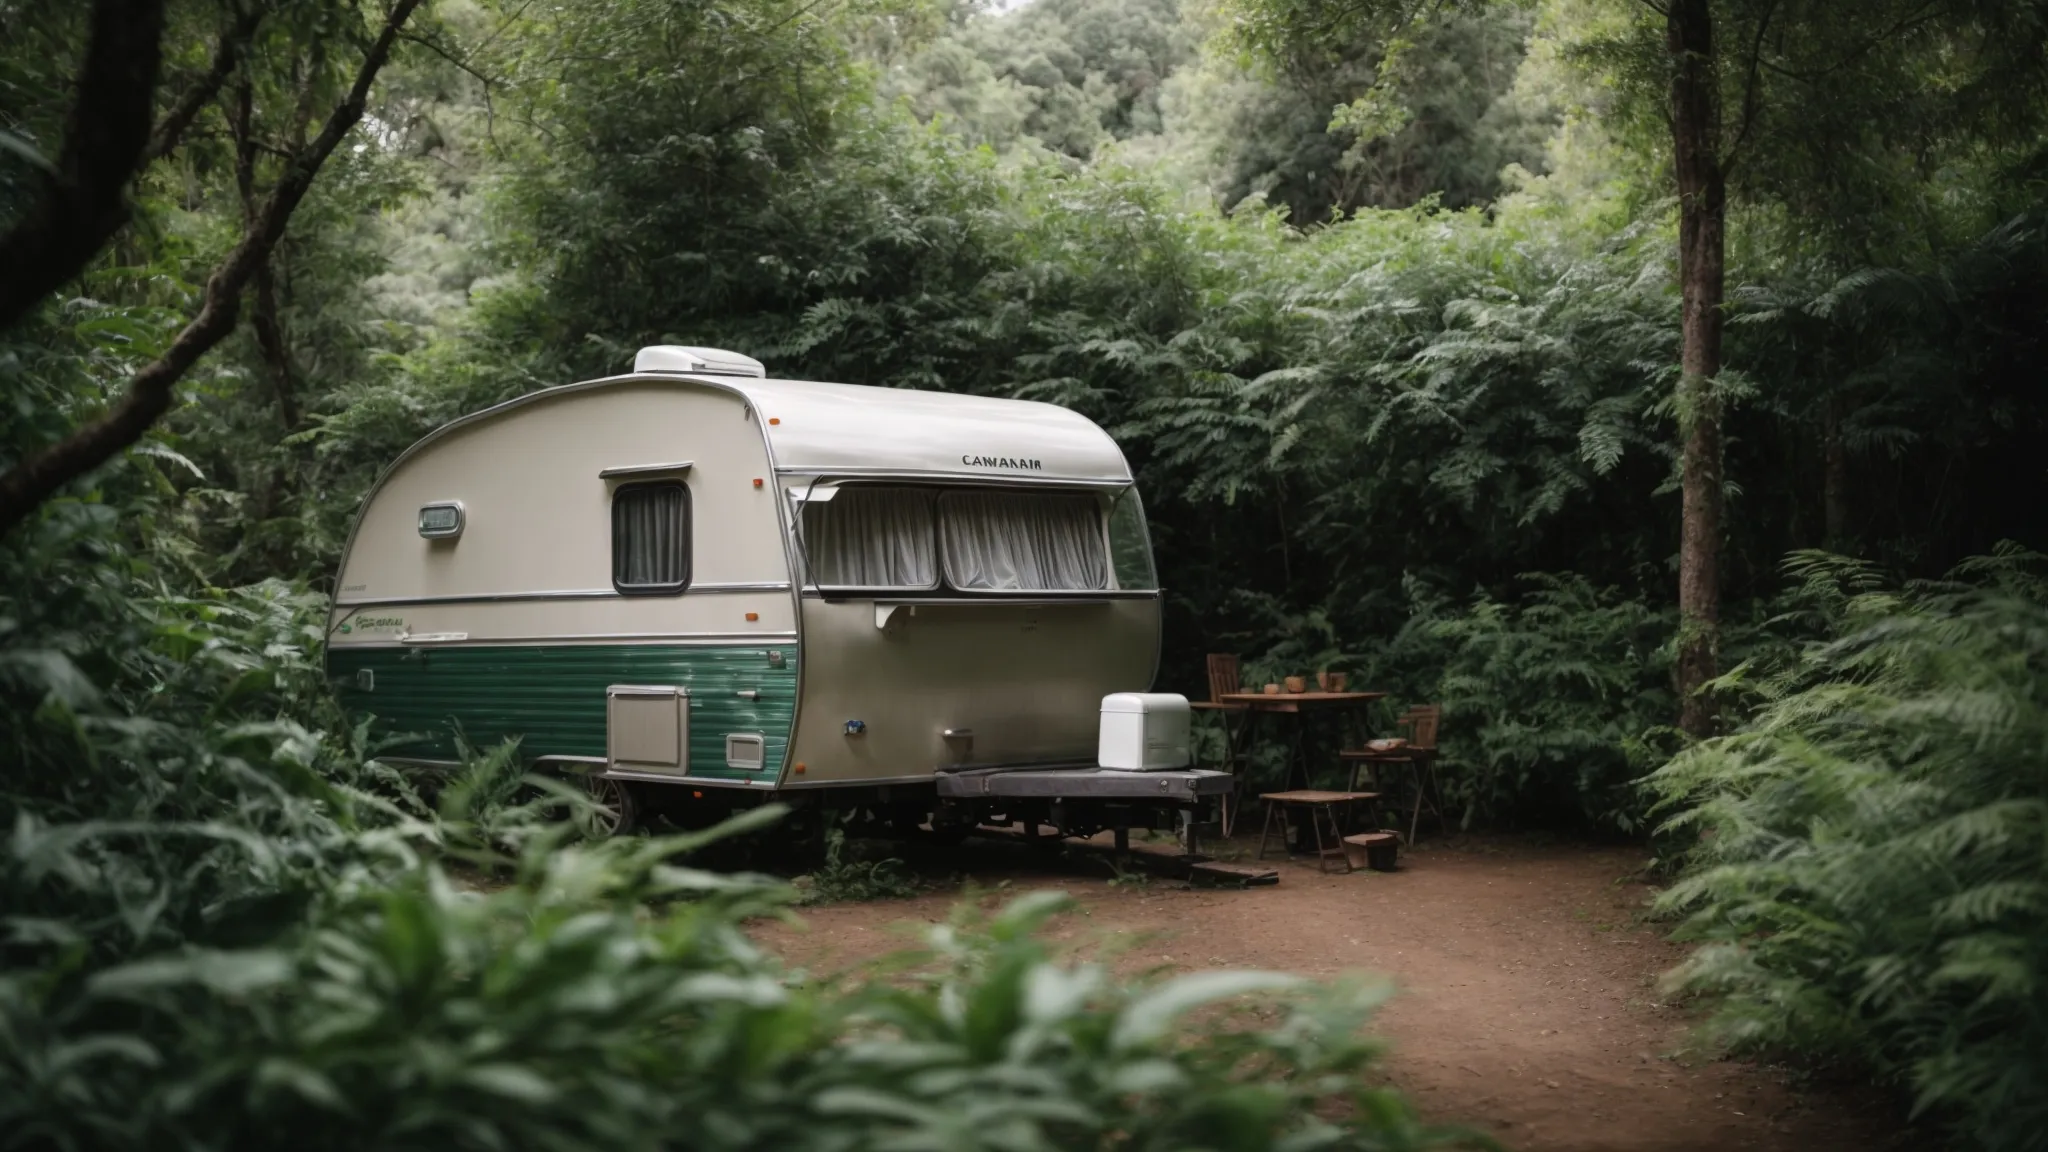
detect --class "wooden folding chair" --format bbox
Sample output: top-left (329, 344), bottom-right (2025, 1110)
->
top-left (1339, 705), bottom-right (1445, 845)
top-left (1189, 654), bottom-right (1247, 836)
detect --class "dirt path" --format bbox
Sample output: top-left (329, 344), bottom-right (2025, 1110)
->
top-left (755, 833), bottom-right (1901, 1152)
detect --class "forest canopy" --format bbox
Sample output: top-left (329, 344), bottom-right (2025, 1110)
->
top-left (6, 0), bottom-right (2048, 1147)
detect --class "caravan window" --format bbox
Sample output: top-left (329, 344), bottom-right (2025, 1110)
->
top-left (1107, 487), bottom-right (1158, 591)
top-left (612, 482), bottom-right (690, 593)
top-left (938, 490), bottom-right (1108, 591)
top-left (803, 487), bottom-right (939, 590)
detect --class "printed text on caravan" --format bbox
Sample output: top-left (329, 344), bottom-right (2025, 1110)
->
top-left (961, 455), bottom-right (1045, 470)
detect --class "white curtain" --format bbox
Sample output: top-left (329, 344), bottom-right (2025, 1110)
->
top-left (939, 491), bottom-right (1108, 591)
top-left (804, 487), bottom-right (937, 588)
top-left (613, 484), bottom-right (687, 587)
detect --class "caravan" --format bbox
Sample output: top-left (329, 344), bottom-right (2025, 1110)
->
top-left (326, 346), bottom-right (1227, 842)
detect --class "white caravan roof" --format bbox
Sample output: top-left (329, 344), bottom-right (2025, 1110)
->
top-left (726, 376), bottom-right (1131, 484)
top-left (369, 359), bottom-right (1134, 491)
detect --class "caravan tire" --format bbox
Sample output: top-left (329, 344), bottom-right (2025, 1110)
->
top-left (580, 776), bottom-right (642, 839)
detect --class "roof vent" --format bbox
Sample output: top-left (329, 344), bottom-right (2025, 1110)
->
top-left (634, 345), bottom-right (766, 378)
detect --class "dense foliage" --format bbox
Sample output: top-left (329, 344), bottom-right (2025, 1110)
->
top-left (1648, 551), bottom-right (2048, 1152)
top-left (0, 519), bottom-right (1465, 1149)
top-left (9, 0), bottom-right (2048, 1146)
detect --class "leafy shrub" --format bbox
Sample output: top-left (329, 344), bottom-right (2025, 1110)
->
top-left (1648, 548), bottom-right (2048, 1151)
top-left (0, 515), bottom-right (1473, 1152)
top-left (5, 806), bottom-right (1480, 1151)
top-left (1425, 573), bottom-right (1675, 833)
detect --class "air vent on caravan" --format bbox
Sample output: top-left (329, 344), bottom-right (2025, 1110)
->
top-left (633, 345), bottom-right (767, 378)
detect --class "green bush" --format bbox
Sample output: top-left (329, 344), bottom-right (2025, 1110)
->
top-left (1647, 549), bottom-right (2048, 1151)
top-left (1428, 574), bottom-right (1677, 833)
top-left (6, 817), bottom-right (1480, 1150)
top-left (0, 517), bottom-right (1475, 1152)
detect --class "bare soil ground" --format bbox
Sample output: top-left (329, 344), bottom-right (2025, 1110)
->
top-left (754, 831), bottom-right (1906, 1152)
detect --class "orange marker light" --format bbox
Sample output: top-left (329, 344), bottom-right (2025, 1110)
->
top-left (794, 762), bottom-right (806, 774)
top-left (768, 417), bottom-right (781, 425)
top-left (752, 478), bottom-right (763, 488)
top-left (745, 612), bottom-right (759, 621)
top-left (691, 790), bottom-right (704, 799)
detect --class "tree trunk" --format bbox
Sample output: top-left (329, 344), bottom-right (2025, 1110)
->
top-left (0, 0), bottom-right (166, 333)
top-left (1669, 0), bottom-right (1725, 740)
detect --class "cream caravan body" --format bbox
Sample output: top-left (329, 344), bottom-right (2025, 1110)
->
top-left (326, 347), bottom-right (1170, 822)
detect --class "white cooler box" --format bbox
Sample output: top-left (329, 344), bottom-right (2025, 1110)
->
top-left (1097, 692), bottom-right (1192, 770)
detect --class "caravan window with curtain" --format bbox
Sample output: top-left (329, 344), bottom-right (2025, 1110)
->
top-left (802, 486), bottom-right (938, 590)
top-left (938, 491), bottom-right (1108, 591)
top-left (612, 482), bottom-right (690, 593)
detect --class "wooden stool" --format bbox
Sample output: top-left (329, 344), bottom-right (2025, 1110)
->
top-left (1256, 790), bottom-right (1381, 874)
top-left (1343, 831), bottom-right (1399, 872)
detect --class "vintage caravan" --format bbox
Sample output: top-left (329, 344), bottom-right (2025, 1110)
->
top-left (326, 346), bottom-right (1228, 843)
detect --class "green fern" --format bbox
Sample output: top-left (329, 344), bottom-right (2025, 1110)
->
top-left (1649, 550), bottom-right (2048, 1151)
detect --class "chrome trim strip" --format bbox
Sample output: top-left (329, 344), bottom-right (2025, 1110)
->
top-left (333, 582), bottom-right (792, 608)
top-left (331, 631), bottom-right (798, 648)
top-left (773, 466), bottom-right (1131, 487)
top-left (800, 592), bottom-right (1159, 604)
top-left (376, 754), bottom-right (779, 795)
top-left (598, 770), bottom-right (774, 789)
top-left (599, 460), bottom-right (694, 479)
top-left (775, 773), bottom-right (940, 790)
top-left (762, 403), bottom-right (806, 790)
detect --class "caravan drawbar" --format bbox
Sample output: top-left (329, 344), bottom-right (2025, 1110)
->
top-left (325, 346), bottom-right (1227, 843)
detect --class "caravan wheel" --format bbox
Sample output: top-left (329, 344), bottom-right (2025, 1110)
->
top-left (580, 776), bottom-right (641, 838)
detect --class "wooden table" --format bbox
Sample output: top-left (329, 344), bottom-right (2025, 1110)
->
top-left (1217, 691), bottom-right (1387, 713)
top-left (1217, 692), bottom-right (1387, 785)
top-left (1218, 691), bottom-right (1387, 850)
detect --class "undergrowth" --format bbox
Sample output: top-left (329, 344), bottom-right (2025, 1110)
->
top-left (798, 824), bottom-right (927, 904)
top-left (1648, 546), bottom-right (2048, 1152)
top-left (0, 510), bottom-right (1479, 1150)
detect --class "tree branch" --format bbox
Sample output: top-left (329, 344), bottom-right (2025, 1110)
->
top-left (0, 0), bottom-right (427, 539)
top-left (1759, 0), bottom-right (1944, 83)
top-left (1722, 0), bottom-right (1779, 173)
top-left (398, 28), bottom-right (502, 148)
top-left (0, 0), bottom-right (167, 333)
top-left (142, 4), bottom-right (263, 165)
top-left (232, 74), bottom-right (302, 431)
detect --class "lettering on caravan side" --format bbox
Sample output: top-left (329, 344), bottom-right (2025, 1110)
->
top-left (961, 455), bottom-right (1045, 471)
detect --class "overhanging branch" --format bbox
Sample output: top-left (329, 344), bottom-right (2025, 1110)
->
top-left (143, 4), bottom-right (264, 165)
top-left (0, 0), bottom-right (428, 539)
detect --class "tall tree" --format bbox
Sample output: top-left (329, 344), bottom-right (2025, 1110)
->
top-left (1666, 0), bottom-right (1721, 737)
top-left (1222, 0), bottom-right (2048, 737)
top-left (0, 0), bottom-right (429, 538)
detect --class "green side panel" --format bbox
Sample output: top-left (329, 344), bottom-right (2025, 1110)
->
top-left (325, 643), bottom-right (798, 781)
